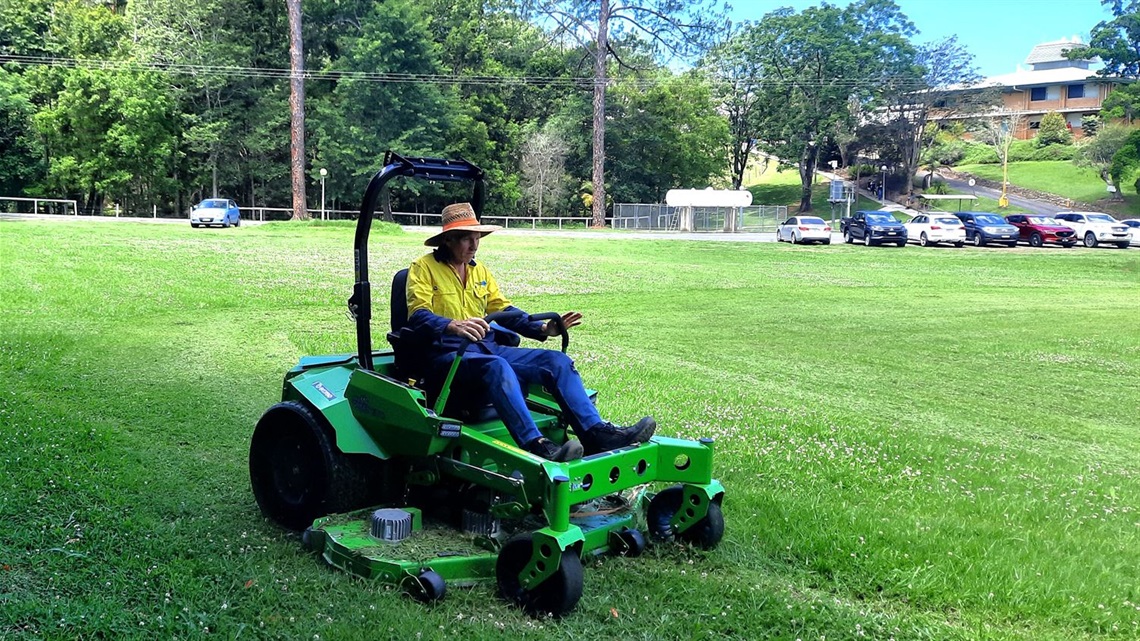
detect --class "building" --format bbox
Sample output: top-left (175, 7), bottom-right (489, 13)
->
top-left (941, 40), bottom-right (1127, 140)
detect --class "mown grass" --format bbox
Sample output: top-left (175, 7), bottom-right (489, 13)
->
top-left (955, 161), bottom-right (1140, 216)
top-left (2, 220), bottom-right (1139, 640)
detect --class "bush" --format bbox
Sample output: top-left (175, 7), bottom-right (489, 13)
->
top-left (928, 179), bottom-right (950, 195)
top-left (1028, 143), bottom-right (1078, 161)
top-left (1037, 111), bottom-right (1072, 146)
top-left (959, 142), bottom-right (999, 165)
top-left (1081, 114), bottom-right (1100, 138)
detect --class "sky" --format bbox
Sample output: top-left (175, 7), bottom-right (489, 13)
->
top-left (730, 0), bottom-right (1115, 78)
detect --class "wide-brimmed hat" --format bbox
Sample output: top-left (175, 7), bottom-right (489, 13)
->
top-left (424, 202), bottom-right (502, 247)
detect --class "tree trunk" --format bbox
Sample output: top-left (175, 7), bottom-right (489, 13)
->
top-left (287, 0), bottom-right (308, 221)
top-left (798, 144), bottom-right (817, 213)
top-left (590, 0), bottom-right (609, 228)
top-left (732, 139), bottom-right (752, 190)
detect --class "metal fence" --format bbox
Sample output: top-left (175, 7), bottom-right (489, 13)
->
top-left (613, 203), bottom-right (789, 232)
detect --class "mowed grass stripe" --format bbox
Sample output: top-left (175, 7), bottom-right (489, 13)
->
top-left (1, 219), bottom-right (1137, 640)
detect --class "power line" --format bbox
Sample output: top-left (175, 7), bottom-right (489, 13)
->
top-left (0, 53), bottom-right (940, 90)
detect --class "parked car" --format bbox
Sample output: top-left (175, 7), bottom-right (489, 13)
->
top-left (1055, 211), bottom-right (1131, 248)
top-left (840, 210), bottom-right (907, 246)
top-left (1004, 214), bottom-right (1076, 248)
top-left (1122, 219), bottom-right (1140, 247)
top-left (777, 215), bottom-right (832, 244)
top-left (903, 213), bottom-right (966, 247)
top-left (954, 212), bottom-right (1019, 247)
top-left (190, 199), bottom-right (241, 228)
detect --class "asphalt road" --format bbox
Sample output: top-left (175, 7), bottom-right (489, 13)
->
top-left (939, 176), bottom-right (1066, 214)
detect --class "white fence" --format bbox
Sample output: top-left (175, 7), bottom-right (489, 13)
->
top-left (0, 196), bottom-right (79, 216)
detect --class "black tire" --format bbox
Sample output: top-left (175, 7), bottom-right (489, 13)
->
top-left (615, 528), bottom-right (646, 557)
top-left (234, 217), bottom-right (241, 228)
top-left (954, 242), bottom-right (964, 248)
top-left (190, 223), bottom-right (199, 228)
top-left (409, 570), bottom-right (447, 603)
top-left (1062, 242), bottom-right (1074, 248)
top-left (249, 400), bottom-right (394, 531)
top-left (1084, 232), bottom-right (1098, 248)
top-left (897, 241), bottom-right (906, 248)
top-left (791, 232), bottom-right (798, 244)
top-left (1118, 242), bottom-right (1129, 249)
top-left (844, 231), bottom-right (853, 244)
top-left (919, 232), bottom-right (929, 247)
top-left (496, 533), bottom-right (584, 618)
top-left (973, 233), bottom-right (985, 247)
top-left (823, 239), bottom-right (831, 245)
top-left (1029, 233), bottom-right (1043, 247)
top-left (646, 485), bottom-right (725, 549)
top-left (864, 233), bottom-right (872, 247)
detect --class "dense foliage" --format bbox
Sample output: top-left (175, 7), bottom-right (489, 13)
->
top-left (0, 0), bottom-right (730, 216)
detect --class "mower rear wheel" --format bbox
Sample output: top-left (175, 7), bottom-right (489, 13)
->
top-left (250, 400), bottom-right (392, 531)
top-left (647, 485), bottom-right (725, 549)
top-left (496, 533), bottom-right (584, 618)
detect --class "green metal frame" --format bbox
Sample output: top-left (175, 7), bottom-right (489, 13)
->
top-left (279, 349), bottom-right (723, 590)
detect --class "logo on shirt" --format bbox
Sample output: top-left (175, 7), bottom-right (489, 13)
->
top-left (478, 280), bottom-right (487, 286)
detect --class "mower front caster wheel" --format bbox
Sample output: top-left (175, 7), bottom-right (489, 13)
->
top-left (496, 534), bottom-right (583, 617)
top-left (614, 528), bottom-right (646, 557)
top-left (646, 485), bottom-right (725, 549)
top-left (409, 570), bottom-right (447, 603)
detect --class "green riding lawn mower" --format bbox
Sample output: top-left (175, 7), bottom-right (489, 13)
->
top-left (248, 152), bottom-right (725, 617)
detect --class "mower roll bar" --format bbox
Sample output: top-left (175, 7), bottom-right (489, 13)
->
top-left (352, 151), bottom-right (486, 372)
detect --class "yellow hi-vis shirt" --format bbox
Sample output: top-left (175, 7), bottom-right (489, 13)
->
top-left (406, 252), bottom-right (512, 321)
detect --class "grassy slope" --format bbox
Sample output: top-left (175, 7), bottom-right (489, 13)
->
top-left (955, 161), bottom-right (1140, 216)
top-left (745, 164), bottom-right (881, 218)
top-left (2, 220), bottom-right (1139, 640)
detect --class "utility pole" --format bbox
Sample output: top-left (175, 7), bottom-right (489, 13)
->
top-left (287, 0), bottom-right (308, 220)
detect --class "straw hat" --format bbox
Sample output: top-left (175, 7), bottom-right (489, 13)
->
top-left (424, 202), bottom-right (502, 247)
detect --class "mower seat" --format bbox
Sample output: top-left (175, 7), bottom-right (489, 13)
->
top-left (388, 268), bottom-right (500, 424)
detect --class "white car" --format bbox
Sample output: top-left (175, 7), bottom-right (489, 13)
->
top-left (904, 213), bottom-right (966, 247)
top-left (777, 215), bottom-right (832, 244)
top-left (1054, 211), bottom-right (1131, 248)
top-left (1121, 219), bottom-right (1140, 247)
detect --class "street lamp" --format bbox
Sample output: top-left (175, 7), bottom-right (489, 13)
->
top-left (880, 165), bottom-right (888, 201)
top-left (319, 167), bottom-right (327, 220)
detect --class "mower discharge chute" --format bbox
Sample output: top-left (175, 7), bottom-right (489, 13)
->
top-left (249, 152), bottom-right (725, 616)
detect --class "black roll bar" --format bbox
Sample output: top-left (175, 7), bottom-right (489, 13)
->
top-left (352, 151), bottom-right (485, 371)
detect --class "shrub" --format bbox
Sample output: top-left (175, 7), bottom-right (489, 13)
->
top-left (1037, 111), bottom-right (1072, 146)
top-left (1029, 144), bottom-right (1077, 161)
top-left (1081, 114), bottom-right (1100, 138)
top-left (959, 142), bottom-right (999, 165)
top-left (928, 179), bottom-right (950, 195)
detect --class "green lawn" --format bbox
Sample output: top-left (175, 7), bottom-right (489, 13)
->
top-left (954, 161), bottom-right (1140, 216)
top-left (2, 220), bottom-right (1139, 640)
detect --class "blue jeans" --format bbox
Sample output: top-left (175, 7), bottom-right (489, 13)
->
top-left (427, 343), bottom-right (602, 446)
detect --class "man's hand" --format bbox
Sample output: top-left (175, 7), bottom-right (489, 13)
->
top-left (543, 312), bottom-right (583, 337)
top-left (446, 317), bottom-right (490, 342)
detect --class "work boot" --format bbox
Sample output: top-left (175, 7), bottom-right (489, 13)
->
top-left (579, 416), bottom-right (656, 455)
top-left (524, 437), bottom-right (583, 462)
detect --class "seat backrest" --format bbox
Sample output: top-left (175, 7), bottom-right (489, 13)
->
top-left (390, 268), bottom-right (409, 333)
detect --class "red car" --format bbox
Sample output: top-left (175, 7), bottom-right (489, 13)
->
top-left (1005, 214), bottom-right (1077, 248)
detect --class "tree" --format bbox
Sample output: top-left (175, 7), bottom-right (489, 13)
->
top-left (744, 0), bottom-right (916, 212)
top-left (1037, 111), bottom-right (1072, 146)
top-left (876, 36), bottom-right (990, 196)
top-left (286, 0), bottom-right (307, 219)
top-left (520, 128), bottom-right (569, 216)
top-left (522, 0), bottom-right (727, 227)
top-left (1109, 128), bottom-right (1140, 194)
top-left (702, 24), bottom-right (766, 189)
top-left (1067, 1), bottom-right (1139, 125)
top-left (1102, 82), bottom-right (1140, 124)
top-left (1077, 122), bottom-right (1135, 200)
top-left (973, 112), bottom-right (1026, 208)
